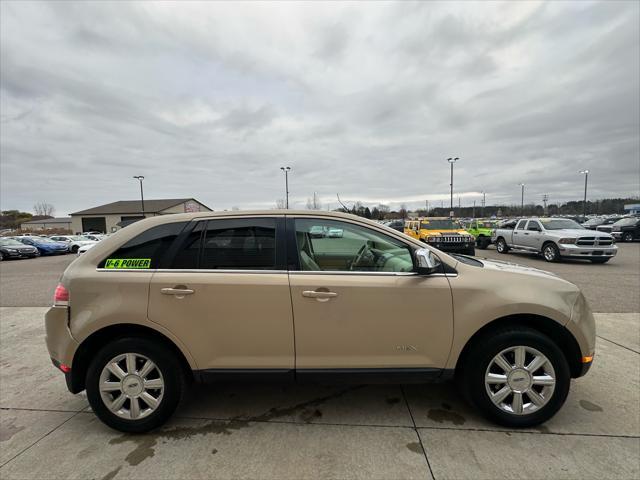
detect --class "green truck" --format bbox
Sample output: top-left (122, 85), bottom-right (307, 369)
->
top-left (466, 219), bottom-right (497, 249)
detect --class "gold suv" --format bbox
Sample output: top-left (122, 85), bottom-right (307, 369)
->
top-left (45, 211), bottom-right (595, 433)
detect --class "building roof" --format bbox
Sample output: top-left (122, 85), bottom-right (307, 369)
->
top-left (70, 198), bottom-right (208, 215)
top-left (21, 217), bottom-right (73, 225)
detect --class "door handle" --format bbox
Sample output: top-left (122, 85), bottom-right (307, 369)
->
top-left (302, 290), bottom-right (338, 301)
top-left (161, 287), bottom-right (195, 296)
top-left (524, 232), bottom-right (529, 235)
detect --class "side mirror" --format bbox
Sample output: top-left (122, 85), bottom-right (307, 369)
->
top-left (415, 248), bottom-right (441, 275)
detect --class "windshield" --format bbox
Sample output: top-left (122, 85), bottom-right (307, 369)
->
top-left (0, 239), bottom-right (24, 246)
top-left (29, 237), bottom-right (55, 243)
top-left (539, 219), bottom-right (584, 230)
top-left (614, 217), bottom-right (638, 226)
top-left (421, 219), bottom-right (461, 229)
top-left (583, 218), bottom-right (604, 226)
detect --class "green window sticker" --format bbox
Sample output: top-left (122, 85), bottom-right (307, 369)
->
top-left (104, 258), bottom-right (151, 269)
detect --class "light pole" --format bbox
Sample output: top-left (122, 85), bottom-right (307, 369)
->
top-left (519, 183), bottom-right (525, 215)
top-left (482, 191), bottom-right (486, 217)
top-left (280, 167), bottom-right (291, 209)
top-left (447, 157), bottom-right (459, 217)
top-left (132, 176), bottom-right (145, 217)
top-left (579, 170), bottom-right (589, 220)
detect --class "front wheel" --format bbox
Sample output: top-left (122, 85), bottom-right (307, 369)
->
top-left (623, 232), bottom-right (633, 242)
top-left (496, 238), bottom-right (509, 254)
top-left (542, 243), bottom-right (560, 262)
top-left (86, 337), bottom-right (185, 433)
top-left (476, 237), bottom-right (490, 249)
top-left (71, 245), bottom-right (79, 253)
top-left (458, 327), bottom-right (571, 428)
top-left (464, 247), bottom-right (476, 256)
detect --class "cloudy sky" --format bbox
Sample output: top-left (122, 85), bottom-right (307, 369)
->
top-left (1, 1), bottom-right (639, 215)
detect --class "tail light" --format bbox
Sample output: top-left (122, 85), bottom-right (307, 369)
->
top-left (54, 284), bottom-right (69, 306)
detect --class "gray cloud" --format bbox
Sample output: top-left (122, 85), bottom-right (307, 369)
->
top-left (1, 0), bottom-right (638, 215)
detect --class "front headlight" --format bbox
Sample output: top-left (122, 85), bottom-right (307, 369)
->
top-left (427, 236), bottom-right (440, 242)
top-left (558, 238), bottom-right (576, 244)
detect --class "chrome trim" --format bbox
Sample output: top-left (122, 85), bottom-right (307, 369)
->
top-left (155, 269), bottom-right (288, 274)
top-left (96, 268), bottom-right (457, 277)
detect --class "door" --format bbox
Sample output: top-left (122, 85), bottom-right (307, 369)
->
top-left (522, 220), bottom-right (543, 250)
top-left (148, 217), bottom-right (295, 371)
top-left (512, 219), bottom-right (528, 247)
top-left (288, 217), bottom-right (454, 374)
top-left (82, 217), bottom-right (106, 233)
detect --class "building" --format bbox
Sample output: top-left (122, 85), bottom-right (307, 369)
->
top-left (624, 204), bottom-right (640, 215)
top-left (20, 217), bottom-right (73, 231)
top-left (69, 198), bottom-right (212, 233)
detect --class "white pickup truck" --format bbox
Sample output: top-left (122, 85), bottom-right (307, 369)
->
top-left (492, 217), bottom-right (617, 263)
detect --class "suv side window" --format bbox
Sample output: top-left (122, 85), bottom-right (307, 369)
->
top-left (170, 218), bottom-right (279, 270)
top-left (515, 220), bottom-right (527, 230)
top-left (294, 218), bottom-right (414, 272)
top-left (98, 222), bottom-right (187, 269)
top-left (201, 218), bottom-right (276, 270)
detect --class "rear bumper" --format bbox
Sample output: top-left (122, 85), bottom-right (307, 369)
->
top-left (45, 306), bottom-right (78, 374)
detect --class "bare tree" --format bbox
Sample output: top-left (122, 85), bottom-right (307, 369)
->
top-left (399, 203), bottom-right (408, 219)
top-left (34, 201), bottom-right (55, 217)
top-left (275, 199), bottom-right (286, 209)
top-left (306, 192), bottom-right (321, 210)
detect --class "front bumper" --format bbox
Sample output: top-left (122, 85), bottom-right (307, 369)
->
top-left (558, 244), bottom-right (618, 258)
top-left (434, 242), bottom-right (475, 252)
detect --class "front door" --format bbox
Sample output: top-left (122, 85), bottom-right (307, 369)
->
top-left (148, 217), bottom-right (294, 371)
top-left (288, 216), bottom-right (454, 375)
top-left (522, 220), bottom-right (543, 250)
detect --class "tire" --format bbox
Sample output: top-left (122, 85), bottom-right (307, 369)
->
top-left (464, 247), bottom-right (476, 256)
top-left (590, 258), bottom-right (610, 264)
top-left (458, 327), bottom-right (571, 428)
top-left (477, 237), bottom-right (489, 250)
top-left (496, 238), bottom-right (509, 254)
top-left (71, 245), bottom-right (79, 253)
top-left (0, 252), bottom-right (4, 261)
top-left (86, 337), bottom-right (185, 433)
top-left (623, 232), bottom-right (633, 242)
top-left (542, 242), bottom-right (560, 262)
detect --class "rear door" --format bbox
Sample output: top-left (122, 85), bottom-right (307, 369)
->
top-left (147, 216), bottom-right (294, 372)
top-left (512, 219), bottom-right (528, 247)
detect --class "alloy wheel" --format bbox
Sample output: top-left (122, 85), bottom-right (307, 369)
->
top-left (543, 245), bottom-right (556, 261)
top-left (485, 346), bottom-right (556, 415)
top-left (99, 353), bottom-right (164, 420)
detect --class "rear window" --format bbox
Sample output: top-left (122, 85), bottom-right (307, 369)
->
top-left (98, 222), bottom-right (187, 269)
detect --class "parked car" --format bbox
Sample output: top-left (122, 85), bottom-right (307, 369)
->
top-left (385, 220), bottom-right (405, 232)
top-left (50, 235), bottom-right (97, 253)
top-left (610, 217), bottom-right (640, 242)
top-left (46, 211), bottom-right (595, 432)
top-left (492, 218), bottom-right (617, 263)
top-left (583, 217), bottom-right (619, 231)
top-left (83, 234), bottom-right (106, 242)
top-left (0, 238), bottom-right (39, 260)
top-left (14, 236), bottom-right (69, 255)
top-left (404, 217), bottom-right (475, 255)
top-left (77, 243), bottom-right (97, 255)
top-left (466, 219), bottom-right (497, 249)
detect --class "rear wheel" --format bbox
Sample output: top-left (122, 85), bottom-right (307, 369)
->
top-left (86, 337), bottom-right (185, 433)
top-left (496, 238), bottom-right (509, 254)
top-left (542, 243), bottom-right (560, 262)
top-left (458, 327), bottom-right (570, 428)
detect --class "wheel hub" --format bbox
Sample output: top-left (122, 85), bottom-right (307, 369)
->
top-left (122, 375), bottom-right (144, 396)
top-left (507, 368), bottom-right (532, 392)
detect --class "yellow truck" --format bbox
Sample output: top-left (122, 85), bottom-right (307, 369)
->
top-left (405, 217), bottom-right (475, 255)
